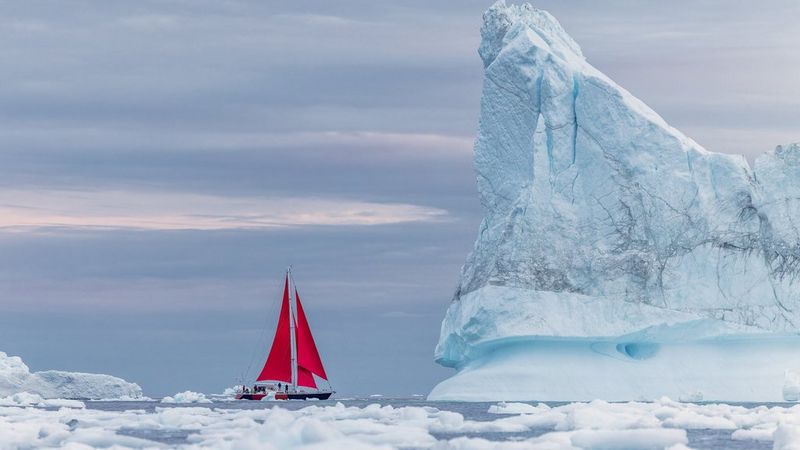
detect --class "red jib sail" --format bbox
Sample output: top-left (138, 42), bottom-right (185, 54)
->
top-left (256, 276), bottom-right (292, 383)
top-left (295, 289), bottom-right (328, 385)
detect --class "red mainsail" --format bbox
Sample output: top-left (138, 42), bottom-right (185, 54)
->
top-left (256, 273), bottom-right (328, 390)
top-left (256, 276), bottom-right (292, 383)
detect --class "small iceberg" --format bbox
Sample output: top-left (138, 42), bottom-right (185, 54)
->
top-left (161, 391), bottom-right (212, 404)
top-left (0, 351), bottom-right (142, 400)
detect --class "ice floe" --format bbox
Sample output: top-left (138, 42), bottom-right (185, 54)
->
top-left (0, 397), bottom-right (798, 448)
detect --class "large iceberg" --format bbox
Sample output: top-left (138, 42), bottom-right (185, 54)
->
top-left (0, 351), bottom-right (143, 399)
top-left (431, 1), bottom-right (800, 401)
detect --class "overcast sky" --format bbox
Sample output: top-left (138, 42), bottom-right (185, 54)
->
top-left (0, 0), bottom-right (797, 397)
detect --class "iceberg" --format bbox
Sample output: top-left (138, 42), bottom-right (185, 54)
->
top-left (0, 351), bottom-right (143, 399)
top-left (431, 1), bottom-right (800, 401)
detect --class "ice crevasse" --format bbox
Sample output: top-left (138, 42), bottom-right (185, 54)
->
top-left (430, 1), bottom-right (800, 401)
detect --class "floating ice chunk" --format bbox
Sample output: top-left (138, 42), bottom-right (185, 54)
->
top-left (0, 392), bottom-right (45, 406)
top-left (774, 424), bottom-right (800, 450)
top-left (439, 436), bottom-right (546, 449)
top-left (731, 427), bottom-right (776, 441)
top-left (0, 392), bottom-right (85, 408)
top-left (488, 401), bottom-right (548, 414)
top-left (96, 394), bottom-right (154, 401)
top-left (559, 400), bottom-right (661, 431)
top-left (661, 410), bottom-right (737, 430)
top-left (569, 428), bottom-right (688, 450)
top-left (784, 370), bottom-right (800, 402)
top-left (222, 386), bottom-right (238, 396)
top-left (207, 385), bottom-right (244, 401)
top-left (665, 445), bottom-right (693, 450)
top-left (37, 398), bottom-right (86, 408)
top-left (161, 390), bottom-right (212, 404)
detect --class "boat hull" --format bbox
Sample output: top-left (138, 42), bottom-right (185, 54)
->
top-left (235, 392), bottom-right (333, 401)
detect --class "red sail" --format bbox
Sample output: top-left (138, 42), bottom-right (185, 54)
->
top-left (256, 276), bottom-right (292, 383)
top-left (295, 289), bottom-right (329, 381)
top-left (297, 367), bottom-right (317, 389)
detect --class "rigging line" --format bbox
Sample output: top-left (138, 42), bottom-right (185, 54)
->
top-left (240, 270), bottom-right (282, 384)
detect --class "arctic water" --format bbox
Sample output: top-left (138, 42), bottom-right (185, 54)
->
top-left (67, 397), bottom-right (792, 449)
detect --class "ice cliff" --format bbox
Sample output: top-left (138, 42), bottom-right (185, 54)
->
top-left (430, 1), bottom-right (800, 401)
top-left (0, 351), bottom-right (143, 399)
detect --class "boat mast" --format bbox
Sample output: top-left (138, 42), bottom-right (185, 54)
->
top-left (288, 266), bottom-right (298, 392)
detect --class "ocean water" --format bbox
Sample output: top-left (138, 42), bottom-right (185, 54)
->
top-left (76, 397), bottom-right (784, 449)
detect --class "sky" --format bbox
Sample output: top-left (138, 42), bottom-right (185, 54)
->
top-left (0, 0), bottom-right (798, 397)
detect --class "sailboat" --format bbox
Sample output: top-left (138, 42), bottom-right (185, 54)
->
top-left (236, 268), bottom-right (334, 400)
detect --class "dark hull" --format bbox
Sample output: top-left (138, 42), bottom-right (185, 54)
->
top-left (236, 391), bottom-right (333, 401)
top-left (236, 393), bottom-right (267, 400)
top-left (286, 392), bottom-right (332, 400)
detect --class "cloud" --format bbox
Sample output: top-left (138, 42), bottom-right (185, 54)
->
top-left (380, 311), bottom-right (426, 319)
top-left (0, 189), bottom-right (449, 232)
top-left (0, 129), bottom-right (479, 220)
top-left (115, 14), bottom-right (183, 32)
top-left (0, 127), bottom-right (473, 156)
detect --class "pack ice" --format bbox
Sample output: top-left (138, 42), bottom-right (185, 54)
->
top-left (0, 352), bottom-right (142, 400)
top-left (431, 1), bottom-right (800, 402)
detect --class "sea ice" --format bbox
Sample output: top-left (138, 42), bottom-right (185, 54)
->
top-left (0, 398), bottom-right (798, 448)
top-left (433, 0), bottom-right (800, 401)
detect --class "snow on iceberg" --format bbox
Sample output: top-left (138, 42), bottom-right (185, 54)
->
top-left (0, 351), bottom-right (142, 400)
top-left (431, 1), bottom-right (800, 401)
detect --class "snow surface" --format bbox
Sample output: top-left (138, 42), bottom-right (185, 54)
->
top-left (433, 0), bottom-right (800, 401)
top-left (2, 398), bottom-right (800, 448)
top-left (0, 351), bottom-right (142, 400)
